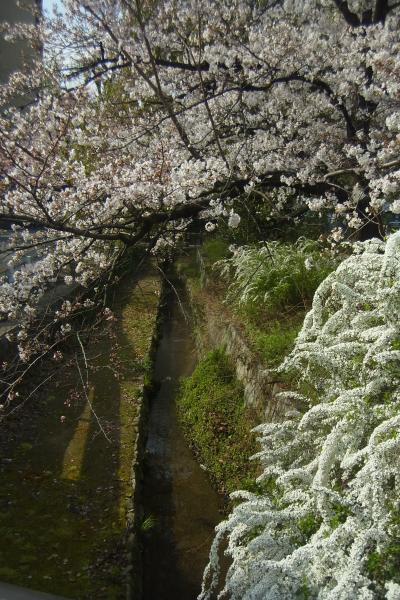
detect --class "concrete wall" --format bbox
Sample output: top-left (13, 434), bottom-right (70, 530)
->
top-left (0, 0), bottom-right (41, 87)
top-left (183, 262), bottom-right (305, 423)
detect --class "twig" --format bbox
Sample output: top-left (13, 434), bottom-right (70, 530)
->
top-left (2, 370), bottom-right (56, 420)
top-left (76, 332), bottom-right (111, 443)
top-left (155, 264), bottom-right (190, 323)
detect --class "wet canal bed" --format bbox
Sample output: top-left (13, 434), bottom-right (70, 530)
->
top-left (0, 271), bottom-right (225, 600)
top-left (142, 284), bottom-right (224, 600)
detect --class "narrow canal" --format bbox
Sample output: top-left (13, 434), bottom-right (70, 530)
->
top-left (142, 281), bottom-right (223, 600)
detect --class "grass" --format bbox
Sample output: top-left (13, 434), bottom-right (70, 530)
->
top-left (177, 348), bottom-right (258, 497)
top-left (218, 238), bottom-right (339, 317)
top-left (203, 237), bottom-right (341, 369)
top-left (202, 238), bottom-right (230, 265)
top-left (245, 314), bottom-right (305, 366)
top-left (179, 237), bottom-right (309, 371)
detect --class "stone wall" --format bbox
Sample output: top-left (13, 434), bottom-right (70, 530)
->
top-left (184, 278), bottom-right (296, 424)
top-left (203, 313), bottom-right (292, 422)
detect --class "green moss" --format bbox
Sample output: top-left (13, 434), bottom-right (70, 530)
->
top-left (0, 271), bottom-right (161, 599)
top-left (177, 349), bottom-right (258, 496)
top-left (244, 315), bottom-right (304, 367)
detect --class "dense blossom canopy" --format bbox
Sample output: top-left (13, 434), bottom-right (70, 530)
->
top-left (0, 0), bottom-right (399, 329)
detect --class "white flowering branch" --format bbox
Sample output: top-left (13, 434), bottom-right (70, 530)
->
top-left (200, 231), bottom-right (400, 600)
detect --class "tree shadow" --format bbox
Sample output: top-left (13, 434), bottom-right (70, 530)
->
top-left (141, 277), bottom-right (224, 600)
top-left (0, 268), bottom-right (160, 599)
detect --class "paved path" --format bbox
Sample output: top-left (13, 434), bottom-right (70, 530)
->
top-left (0, 582), bottom-right (69, 600)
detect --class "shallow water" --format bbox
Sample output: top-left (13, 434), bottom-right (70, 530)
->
top-left (142, 285), bottom-right (223, 600)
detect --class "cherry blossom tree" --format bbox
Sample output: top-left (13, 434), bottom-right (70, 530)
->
top-left (0, 2), bottom-right (400, 594)
top-left (0, 0), bottom-right (399, 403)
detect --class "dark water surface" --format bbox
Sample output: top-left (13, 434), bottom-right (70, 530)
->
top-left (142, 287), bottom-right (223, 600)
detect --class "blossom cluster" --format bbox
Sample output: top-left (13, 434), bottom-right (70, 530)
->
top-left (1, 1), bottom-right (400, 416)
top-left (200, 232), bottom-right (400, 599)
top-left (0, 0), bottom-right (399, 330)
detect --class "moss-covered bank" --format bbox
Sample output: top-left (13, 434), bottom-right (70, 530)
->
top-left (177, 348), bottom-right (258, 498)
top-left (0, 270), bottom-right (161, 599)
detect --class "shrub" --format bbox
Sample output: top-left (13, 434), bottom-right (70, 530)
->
top-left (201, 233), bottom-right (400, 600)
top-left (216, 238), bottom-right (339, 316)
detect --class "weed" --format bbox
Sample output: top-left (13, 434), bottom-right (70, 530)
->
top-left (202, 238), bottom-right (230, 265)
top-left (245, 316), bottom-right (304, 366)
top-left (141, 515), bottom-right (156, 532)
top-left (216, 238), bottom-right (339, 317)
top-left (177, 349), bottom-right (258, 496)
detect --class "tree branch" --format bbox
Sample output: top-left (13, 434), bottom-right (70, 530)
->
top-left (332, 0), bottom-right (361, 26)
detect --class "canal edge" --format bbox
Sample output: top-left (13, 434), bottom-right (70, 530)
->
top-left (125, 271), bottom-right (169, 600)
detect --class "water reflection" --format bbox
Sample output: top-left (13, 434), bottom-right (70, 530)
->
top-left (142, 281), bottom-right (223, 600)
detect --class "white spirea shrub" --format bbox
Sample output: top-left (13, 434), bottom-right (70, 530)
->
top-left (200, 232), bottom-right (400, 600)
